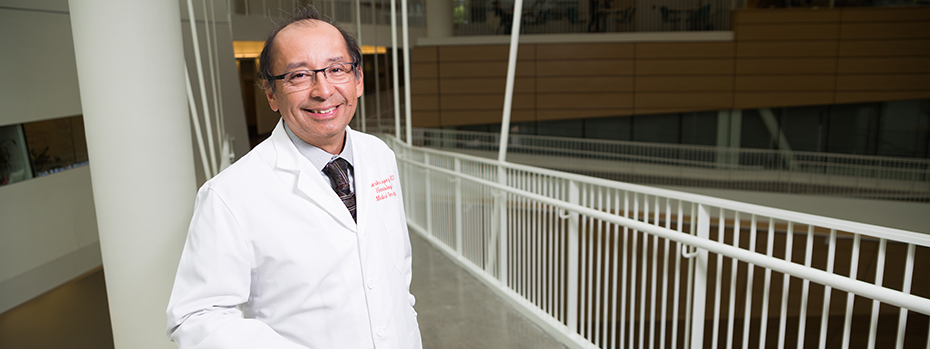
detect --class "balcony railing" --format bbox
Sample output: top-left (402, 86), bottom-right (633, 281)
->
top-left (408, 128), bottom-right (930, 202)
top-left (384, 133), bottom-right (930, 349)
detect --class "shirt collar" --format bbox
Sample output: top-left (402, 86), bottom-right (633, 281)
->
top-left (283, 121), bottom-right (355, 171)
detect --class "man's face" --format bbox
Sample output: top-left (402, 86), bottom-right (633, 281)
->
top-left (265, 20), bottom-right (363, 154)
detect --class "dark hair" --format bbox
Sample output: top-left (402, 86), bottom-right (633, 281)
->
top-left (258, 5), bottom-right (362, 93)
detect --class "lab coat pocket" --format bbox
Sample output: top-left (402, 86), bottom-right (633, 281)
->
top-left (380, 209), bottom-right (409, 274)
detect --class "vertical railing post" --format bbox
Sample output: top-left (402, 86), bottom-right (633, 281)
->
top-left (690, 204), bottom-right (711, 349)
top-left (498, 165), bottom-right (508, 282)
top-left (424, 153), bottom-right (432, 235)
top-left (566, 180), bottom-right (581, 333)
top-left (454, 159), bottom-right (464, 255)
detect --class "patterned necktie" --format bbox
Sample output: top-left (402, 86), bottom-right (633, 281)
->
top-left (323, 158), bottom-right (356, 222)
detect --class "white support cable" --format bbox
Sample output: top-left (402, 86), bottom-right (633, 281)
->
top-left (372, 0), bottom-right (381, 132)
top-left (401, 0), bottom-right (412, 145)
top-left (355, 0), bottom-right (367, 133)
top-left (390, 0), bottom-right (400, 140)
top-left (185, 65), bottom-right (212, 178)
top-left (497, 0), bottom-right (524, 163)
top-left (186, 0), bottom-right (218, 176)
top-left (205, 0), bottom-right (229, 169)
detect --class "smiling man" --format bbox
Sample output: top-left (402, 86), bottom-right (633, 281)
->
top-left (166, 6), bottom-right (422, 349)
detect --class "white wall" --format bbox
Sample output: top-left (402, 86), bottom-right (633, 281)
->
top-left (0, 2), bottom-right (100, 314)
top-left (0, 0), bottom-right (253, 314)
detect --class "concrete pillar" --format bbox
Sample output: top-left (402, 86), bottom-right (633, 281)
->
top-left (69, 1), bottom-right (195, 348)
top-left (426, 0), bottom-right (453, 37)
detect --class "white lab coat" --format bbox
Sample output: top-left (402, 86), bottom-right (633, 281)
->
top-left (166, 120), bottom-right (422, 349)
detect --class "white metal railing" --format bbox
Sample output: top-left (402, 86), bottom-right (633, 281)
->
top-left (383, 134), bottom-right (930, 349)
top-left (411, 128), bottom-right (930, 202)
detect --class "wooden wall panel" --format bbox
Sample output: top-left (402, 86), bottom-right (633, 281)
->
top-left (536, 43), bottom-right (634, 59)
top-left (636, 76), bottom-right (734, 92)
top-left (537, 108), bottom-right (632, 121)
top-left (836, 91), bottom-right (930, 104)
top-left (536, 59), bottom-right (633, 76)
top-left (440, 77), bottom-right (535, 93)
top-left (441, 110), bottom-right (535, 125)
top-left (840, 22), bottom-right (930, 40)
top-left (736, 58), bottom-right (836, 74)
top-left (411, 62), bottom-right (438, 78)
top-left (411, 79), bottom-right (438, 93)
top-left (537, 77), bottom-right (633, 92)
top-left (412, 47), bottom-right (437, 62)
top-left (840, 7), bottom-right (930, 22)
top-left (736, 76), bottom-right (836, 91)
top-left (737, 41), bottom-right (839, 57)
top-left (837, 57), bottom-right (930, 74)
top-left (438, 45), bottom-right (508, 61)
top-left (636, 59), bottom-right (734, 75)
top-left (737, 23), bottom-right (840, 41)
top-left (536, 92), bottom-right (632, 109)
top-left (734, 92), bottom-right (834, 109)
top-left (839, 39), bottom-right (930, 56)
top-left (411, 95), bottom-right (439, 110)
top-left (635, 93), bottom-right (732, 109)
top-left (438, 61), bottom-right (536, 78)
top-left (440, 94), bottom-right (535, 110)
top-left (636, 42), bottom-right (735, 58)
top-left (836, 74), bottom-right (930, 91)
top-left (735, 9), bottom-right (841, 24)
top-left (411, 7), bottom-right (927, 128)
top-left (411, 111), bottom-right (440, 127)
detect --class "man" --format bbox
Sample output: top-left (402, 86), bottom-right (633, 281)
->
top-left (166, 6), bottom-right (422, 349)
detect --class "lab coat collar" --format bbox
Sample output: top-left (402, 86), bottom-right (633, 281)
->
top-left (269, 119), bottom-right (358, 232)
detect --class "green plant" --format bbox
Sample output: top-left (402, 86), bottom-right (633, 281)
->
top-left (0, 139), bottom-right (14, 185)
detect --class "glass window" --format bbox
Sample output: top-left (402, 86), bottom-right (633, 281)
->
top-left (680, 111), bottom-right (717, 146)
top-left (781, 106), bottom-right (827, 152)
top-left (827, 103), bottom-right (879, 155)
top-left (538, 119), bottom-right (583, 138)
top-left (0, 124), bottom-right (34, 186)
top-left (22, 115), bottom-right (89, 177)
top-left (632, 113), bottom-right (679, 143)
top-left (740, 109), bottom-right (775, 150)
top-left (877, 100), bottom-right (930, 158)
top-left (584, 116), bottom-right (631, 141)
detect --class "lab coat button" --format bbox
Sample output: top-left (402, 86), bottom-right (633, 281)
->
top-left (367, 279), bottom-right (374, 289)
top-left (376, 326), bottom-right (385, 337)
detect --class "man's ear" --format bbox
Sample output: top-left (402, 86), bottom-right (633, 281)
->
top-left (355, 70), bottom-right (364, 98)
top-left (263, 81), bottom-right (279, 113)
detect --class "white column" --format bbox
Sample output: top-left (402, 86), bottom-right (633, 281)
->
top-left (426, 0), bottom-right (453, 37)
top-left (69, 1), bottom-right (195, 348)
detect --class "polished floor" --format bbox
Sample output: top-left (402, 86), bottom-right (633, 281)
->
top-left (410, 232), bottom-right (567, 349)
top-left (0, 232), bottom-right (565, 348)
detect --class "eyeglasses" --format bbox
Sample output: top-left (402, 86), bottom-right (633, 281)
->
top-left (270, 62), bottom-right (357, 92)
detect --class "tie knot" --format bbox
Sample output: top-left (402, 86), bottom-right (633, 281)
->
top-left (323, 158), bottom-right (352, 192)
top-left (325, 158), bottom-right (351, 173)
